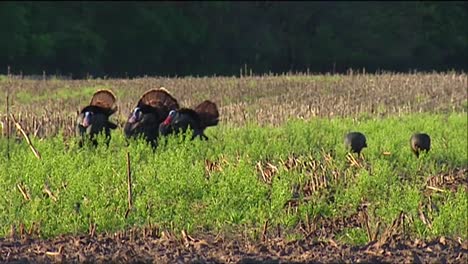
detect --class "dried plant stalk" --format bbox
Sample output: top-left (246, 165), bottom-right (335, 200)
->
top-left (10, 114), bottom-right (41, 160)
top-left (44, 182), bottom-right (58, 202)
top-left (17, 183), bottom-right (31, 201)
top-left (125, 151), bottom-right (133, 219)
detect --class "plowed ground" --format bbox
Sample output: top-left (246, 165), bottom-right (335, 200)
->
top-left (1, 231), bottom-right (467, 264)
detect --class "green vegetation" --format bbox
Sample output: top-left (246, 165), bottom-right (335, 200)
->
top-left (1, 112), bottom-right (466, 245)
top-left (14, 86), bottom-right (106, 104)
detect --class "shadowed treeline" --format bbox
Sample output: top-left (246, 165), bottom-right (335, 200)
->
top-left (0, 2), bottom-right (467, 78)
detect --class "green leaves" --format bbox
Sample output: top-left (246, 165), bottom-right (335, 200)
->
top-left (0, 112), bottom-right (466, 242)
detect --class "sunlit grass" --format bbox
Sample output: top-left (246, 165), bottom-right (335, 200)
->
top-left (14, 86), bottom-right (109, 104)
top-left (0, 112), bottom-right (466, 244)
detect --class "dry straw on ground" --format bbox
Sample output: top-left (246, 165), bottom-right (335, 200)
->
top-left (0, 72), bottom-right (466, 138)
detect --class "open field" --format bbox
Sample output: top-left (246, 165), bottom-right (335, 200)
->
top-left (0, 71), bottom-right (466, 138)
top-left (0, 72), bottom-right (467, 263)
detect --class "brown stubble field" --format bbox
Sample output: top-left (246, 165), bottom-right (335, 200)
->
top-left (0, 72), bottom-right (466, 138)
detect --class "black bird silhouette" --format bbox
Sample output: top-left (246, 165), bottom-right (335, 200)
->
top-left (159, 100), bottom-right (219, 140)
top-left (410, 133), bottom-right (431, 158)
top-left (76, 89), bottom-right (118, 147)
top-left (344, 132), bottom-right (367, 156)
top-left (124, 87), bottom-right (179, 147)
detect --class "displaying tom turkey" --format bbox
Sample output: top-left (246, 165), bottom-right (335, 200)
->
top-left (76, 89), bottom-right (118, 147)
top-left (159, 100), bottom-right (219, 140)
top-left (124, 87), bottom-right (179, 147)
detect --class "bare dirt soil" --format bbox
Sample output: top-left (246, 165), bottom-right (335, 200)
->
top-left (1, 229), bottom-right (467, 264)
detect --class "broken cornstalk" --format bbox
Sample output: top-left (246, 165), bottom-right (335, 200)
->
top-left (125, 151), bottom-right (133, 218)
top-left (10, 113), bottom-right (41, 160)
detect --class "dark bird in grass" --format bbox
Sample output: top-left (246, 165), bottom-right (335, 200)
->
top-left (76, 89), bottom-right (118, 147)
top-left (344, 132), bottom-right (367, 156)
top-left (410, 133), bottom-right (431, 158)
top-left (124, 87), bottom-right (179, 147)
top-left (159, 100), bottom-right (219, 140)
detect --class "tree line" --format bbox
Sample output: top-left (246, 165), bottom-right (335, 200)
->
top-left (1, 2), bottom-right (467, 78)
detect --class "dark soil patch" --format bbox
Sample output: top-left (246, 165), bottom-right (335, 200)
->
top-left (1, 229), bottom-right (467, 264)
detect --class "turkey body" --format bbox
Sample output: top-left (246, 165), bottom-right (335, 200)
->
top-left (344, 132), bottom-right (367, 155)
top-left (159, 100), bottom-right (219, 141)
top-left (410, 133), bottom-right (431, 158)
top-left (123, 88), bottom-right (179, 147)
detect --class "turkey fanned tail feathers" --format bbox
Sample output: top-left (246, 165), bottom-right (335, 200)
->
top-left (194, 100), bottom-right (219, 128)
top-left (89, 89), bottom-right (117, 115)
top-left (137, 87), bottom-right (179, 122)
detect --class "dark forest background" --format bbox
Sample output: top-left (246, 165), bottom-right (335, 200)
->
top-left (1, 1), bottom-right (467, 78)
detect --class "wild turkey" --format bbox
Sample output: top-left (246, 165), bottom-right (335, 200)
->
top-left (410, 133), bottom-right (431, 158)
top-left (344, 132), bottom-right (367, 155)
top-left (76, 89), bottom-right (118, 147)
top-left (159, 100), bottom-right (219, 140)
top-left (124, 87), bottom-right (179, 147)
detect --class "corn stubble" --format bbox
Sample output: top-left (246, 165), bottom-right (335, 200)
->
top-left (0, 72), bottom-right (466, 139)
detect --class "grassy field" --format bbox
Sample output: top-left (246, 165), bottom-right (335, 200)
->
top-left (0, 72), bottom-right (467, 246)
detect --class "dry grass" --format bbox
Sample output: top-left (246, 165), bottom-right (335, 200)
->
top-left (0, 72), bottom-right (466, 138)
